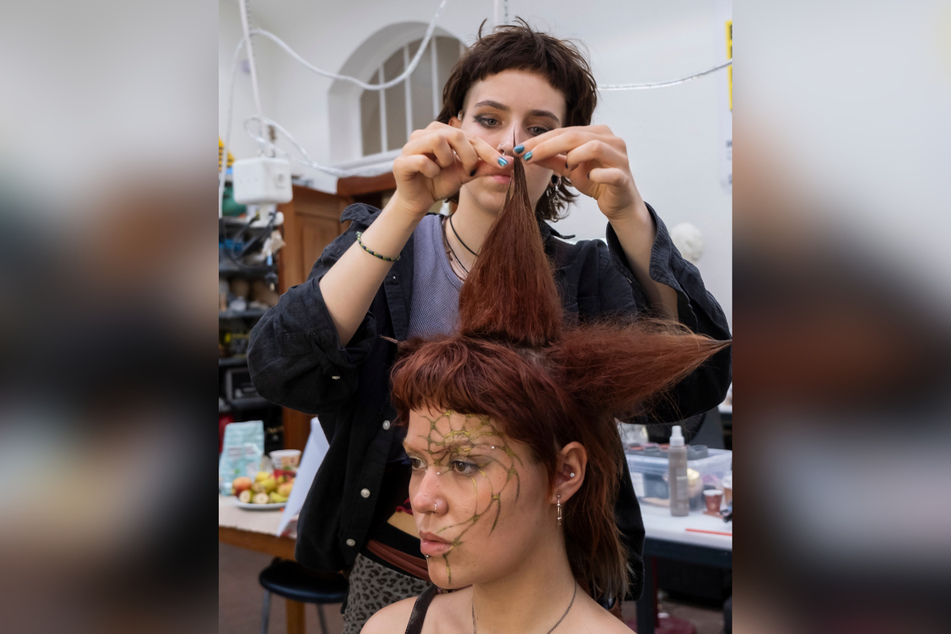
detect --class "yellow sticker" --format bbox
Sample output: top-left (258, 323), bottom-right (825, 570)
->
top-left (726, 20), bottom-right (733, 111)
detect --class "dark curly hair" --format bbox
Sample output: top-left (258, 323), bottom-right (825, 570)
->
top-left (436, 19), bottom-right (598, 222)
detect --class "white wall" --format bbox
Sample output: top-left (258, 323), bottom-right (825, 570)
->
top-left (219, 0), bottom-right (732, 327)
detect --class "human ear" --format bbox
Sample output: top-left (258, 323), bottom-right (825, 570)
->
top-left (551, 442), bottom-right (586, 504)
top-left (448, 112), bottom-right (462, 128)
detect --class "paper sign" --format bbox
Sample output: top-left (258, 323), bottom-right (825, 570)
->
top-left (277, 417), bottom-right (329, 537)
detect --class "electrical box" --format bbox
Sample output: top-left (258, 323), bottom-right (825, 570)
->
top-left (232, 157), bottom-right (293, 205)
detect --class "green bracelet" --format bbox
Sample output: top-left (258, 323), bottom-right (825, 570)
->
top-left (355, 231), bottom-right (400, 262)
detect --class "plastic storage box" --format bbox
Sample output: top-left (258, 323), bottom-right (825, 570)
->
top-left (626, 447), bottom-right (732, 511)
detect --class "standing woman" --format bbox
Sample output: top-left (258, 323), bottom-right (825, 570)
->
top-left (248, 19), bottom-right (731, 633)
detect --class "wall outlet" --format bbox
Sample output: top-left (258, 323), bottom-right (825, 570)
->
top-left (232, 157), bottom-right (293, 205)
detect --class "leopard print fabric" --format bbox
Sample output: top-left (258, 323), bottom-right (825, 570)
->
top-left (342, 553), bottom-right (432, 634)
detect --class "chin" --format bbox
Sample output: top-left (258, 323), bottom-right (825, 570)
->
top-left (427, 557), bottom-right (474, 590)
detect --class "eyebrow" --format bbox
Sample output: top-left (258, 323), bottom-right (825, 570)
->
top-left (473, 100), bottom-right (561, 124)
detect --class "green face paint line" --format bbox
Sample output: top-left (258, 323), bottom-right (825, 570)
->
top-left (416, 409), bottom-right (524, 585)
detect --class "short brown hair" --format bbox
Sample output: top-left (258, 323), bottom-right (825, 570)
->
top-left (437, 19), bottom-right (598, 222)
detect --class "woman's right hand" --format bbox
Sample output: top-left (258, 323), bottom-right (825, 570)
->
top-left (390, 122), bottom-right (500, 217)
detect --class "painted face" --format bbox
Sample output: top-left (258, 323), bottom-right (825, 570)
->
top-left (403, 407), bottom-right (554, 589)
top-left (451, 69), bottom-right (567, 215)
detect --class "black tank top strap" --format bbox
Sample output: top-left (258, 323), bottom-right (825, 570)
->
top-left (404, 584), bottom-right (439, 634)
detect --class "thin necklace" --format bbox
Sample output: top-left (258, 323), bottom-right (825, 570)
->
top-left (448, 212), bottom-right (480, 257)
top-left (471, 582), bottom-right (577, 634)
top-left (441, 216), bottom-right (469, 278)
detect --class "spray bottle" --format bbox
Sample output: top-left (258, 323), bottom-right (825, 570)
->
top-left (668, 425), bottom-right (689, 516)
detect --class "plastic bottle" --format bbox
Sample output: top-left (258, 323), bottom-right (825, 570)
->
top-left (668, 425), bottom-right (689, 516)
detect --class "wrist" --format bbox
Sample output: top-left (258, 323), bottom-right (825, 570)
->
top-left (386, 189), bottom-right (432, 221)
top-left (607, 200), bottom-right (652, 232)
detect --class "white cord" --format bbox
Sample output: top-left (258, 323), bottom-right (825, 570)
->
top-left (219, 0), bottom-right (733, 184)
top-left (245, 115), bottom-right (390, 178)
top-left (219, 38), bottom-right (246, 218)
top-left (237, 0), bottom-right (266, 153)
top-left (248, 0), bottom-right (448, 92)
top-left (220, 0), bottom-right (449, 182)
top-left (599, 59), bottom-right (732, 91)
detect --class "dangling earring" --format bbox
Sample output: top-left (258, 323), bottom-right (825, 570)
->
top-left (556, 494), bottom-right (563, 527)
top-left (551, 174), bottom-right (560, 187)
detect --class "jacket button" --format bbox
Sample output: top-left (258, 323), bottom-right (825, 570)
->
top-left (345, 539), bottom-right (356, 547)
top-left (331, 375), bottom-right (341, 380)
top-left (382, 420), bottom-right (391, 430)
top-left (360, 488), bottom-right (371, 498)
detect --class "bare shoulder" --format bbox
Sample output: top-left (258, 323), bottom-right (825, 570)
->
top-left (571, 595), bottom-right (635, 634)
top-left (360, 596), bottom-right (417, 634)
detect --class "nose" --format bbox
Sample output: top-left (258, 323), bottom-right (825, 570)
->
top-left (495, 131), bottom-right (523, 157)
top-left (410, 467), bottom-right (446, 515)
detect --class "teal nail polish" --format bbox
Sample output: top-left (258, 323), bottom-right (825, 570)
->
top-left (523, 151), bottom-right (533, 161)
top-left (497, 157), bottom-right (508, 167)
top-left (513, 145), bottom-right (524, 154)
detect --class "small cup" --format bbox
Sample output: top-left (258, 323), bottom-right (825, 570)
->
top-left (703, 489), bottom-right (723, 514)
top-left (722, 472), bottom-right (733, 506)
top-left (270, 449), bottom-right (301, 469)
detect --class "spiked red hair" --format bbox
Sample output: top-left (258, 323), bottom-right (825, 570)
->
top-left (391, 158), bottom-right (729, 601)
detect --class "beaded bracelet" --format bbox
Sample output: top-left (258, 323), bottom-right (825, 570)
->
top-left (355, 231), bottom-right (400, 262)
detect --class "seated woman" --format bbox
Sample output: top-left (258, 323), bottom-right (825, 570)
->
top-left (363, 157), bottom-right (729, 632)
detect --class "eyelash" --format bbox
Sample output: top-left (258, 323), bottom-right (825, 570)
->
top-left (473, 115), bottom-right (551, 137)
top-left (450, 460), bottom-right (480, 476)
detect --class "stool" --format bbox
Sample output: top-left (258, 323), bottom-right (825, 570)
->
top-left (258, 558), bottom-right (348, 634)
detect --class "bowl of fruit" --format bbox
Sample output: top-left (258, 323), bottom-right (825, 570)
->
top-left (232, 470), bottom-right (295, 510)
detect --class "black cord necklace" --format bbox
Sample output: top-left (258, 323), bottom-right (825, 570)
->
top-left (448, 213), bottom-right (480, 257)
top-left (441, 216), bottom-right (469, 278)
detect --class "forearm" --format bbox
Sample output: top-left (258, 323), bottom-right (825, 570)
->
top-left (608, 201), bottom-right (679, 320)
top-left (318, 193), bottom-right (421, 345)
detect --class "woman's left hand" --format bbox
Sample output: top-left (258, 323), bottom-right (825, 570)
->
top-left (518, 125), bottom-right (647, 222)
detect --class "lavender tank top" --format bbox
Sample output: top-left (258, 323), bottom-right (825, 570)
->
top-left (408, 214), bottom-right (463, 338)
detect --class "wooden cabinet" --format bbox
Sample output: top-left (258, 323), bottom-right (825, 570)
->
top-left (279, 186), bottom-right (353, 292)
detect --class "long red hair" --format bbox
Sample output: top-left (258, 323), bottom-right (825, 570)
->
top-left (391, 158), bottom-right (729, 601)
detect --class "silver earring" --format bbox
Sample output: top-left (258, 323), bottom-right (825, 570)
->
top-left (570, 472), bottom-right (576, 478)
top-left (434, 501), bottom-right (438, 514)
top-left (556, 494), bottom-right (562, 527)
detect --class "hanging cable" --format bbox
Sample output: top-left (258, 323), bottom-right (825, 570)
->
top-left (237, 0), bottom-right (267, 153)
top-left (220, 0), bottom-right (733, 182)
top-left (247, 0), bottom-right (448, 92)
top-left (599, 59), bottom-right (732, 91)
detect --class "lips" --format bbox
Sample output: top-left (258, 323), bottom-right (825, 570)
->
top-left (419, 531), bottom-right (453, 557)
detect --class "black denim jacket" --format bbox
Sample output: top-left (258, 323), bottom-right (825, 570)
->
top-left (247, 202), bottom-right (731, 599)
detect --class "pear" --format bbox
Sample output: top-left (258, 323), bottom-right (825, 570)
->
top-left (260, 476), bottom-right (278, 493)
